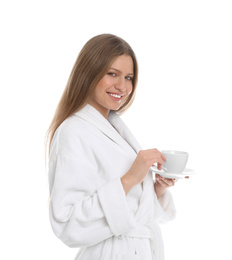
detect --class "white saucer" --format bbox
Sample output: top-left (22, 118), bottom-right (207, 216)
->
top-left (150, 166), bottom-right (196, 179)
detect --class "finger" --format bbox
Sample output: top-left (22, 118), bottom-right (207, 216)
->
top-left (156, 177), bottom-right (167, 187)
top-left (149, 149), bottom-right (166, 168)
top-left (155, 174), bottom-right (164, 182)
top-left (157, 162), bottom-right (163, 171)
top-left (158, 154), bottom-right (165, 165)
top-left (155, 175), bottom-right (163, 183)
top-left (161, 152), bottom-right (166, 162)
top-left (162, 178), bottom-right (176, 187)
top-left (148, 155), bottom-right (164, 167)
top-left (153, 161), bottom-right (165, 171)
top-left (157, 156), bottom-right (165, 170)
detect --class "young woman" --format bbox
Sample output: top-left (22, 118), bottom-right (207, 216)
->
top-left (46, 34), bottom-right (176, 260)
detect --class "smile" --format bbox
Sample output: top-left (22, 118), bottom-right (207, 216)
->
top-left (107, 92), bottom-right (123, 99)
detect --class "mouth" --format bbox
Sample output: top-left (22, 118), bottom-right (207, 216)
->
top-left (107, 92), bottom-right (124, 100)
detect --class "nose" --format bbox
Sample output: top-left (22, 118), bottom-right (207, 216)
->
top-left (115, 78), bottom-right (126, 92)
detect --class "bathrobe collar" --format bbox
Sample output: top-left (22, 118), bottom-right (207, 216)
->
top-left (74, 104), bottom-right (142, 154)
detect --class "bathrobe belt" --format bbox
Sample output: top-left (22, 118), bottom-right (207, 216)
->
top-left (117, 224), bottom-right (160, 257)
top-left (118, 224), bottom-right (152, 239)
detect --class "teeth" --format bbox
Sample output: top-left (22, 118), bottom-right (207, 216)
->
top-left (108, 93), bottom-right (121, 98)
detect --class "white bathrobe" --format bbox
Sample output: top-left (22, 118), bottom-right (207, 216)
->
top-left (48, 104), bottom-right (176, 260)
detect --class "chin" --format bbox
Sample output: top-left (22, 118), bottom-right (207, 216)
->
top-left (110, 104), bottom-right (122, 111)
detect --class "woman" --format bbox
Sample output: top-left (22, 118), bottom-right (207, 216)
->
top-left (46, 34), bottom-right (176, 260)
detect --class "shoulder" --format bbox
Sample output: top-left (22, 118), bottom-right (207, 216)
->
top-left (58, 114), bottom-right (92, 139)
top-left (50, 115), bottom-right (95, 158)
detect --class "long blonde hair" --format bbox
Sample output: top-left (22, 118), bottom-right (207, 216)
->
top-left (45, 34), bottom-right (138, 157)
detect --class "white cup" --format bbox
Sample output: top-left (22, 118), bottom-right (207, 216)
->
top-left (161, 150), bottom-right (188, 173)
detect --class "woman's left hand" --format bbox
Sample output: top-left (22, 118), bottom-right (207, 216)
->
top-left (154, 174), bottom-right (178, 199)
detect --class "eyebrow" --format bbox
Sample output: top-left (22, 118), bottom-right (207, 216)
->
top-left (109, 67), bottom-right (134, 76)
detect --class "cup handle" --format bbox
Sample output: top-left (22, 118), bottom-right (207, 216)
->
top-left (151, 165), bottom-right (167, 172)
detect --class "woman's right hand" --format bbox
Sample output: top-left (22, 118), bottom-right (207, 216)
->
top-left (121, 148), bottom-right (166, 195)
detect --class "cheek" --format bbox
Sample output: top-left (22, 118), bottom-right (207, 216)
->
top-left (100, 76), bottom-right (115, 87)
top-left (94, 80), bottom-right (110, 97)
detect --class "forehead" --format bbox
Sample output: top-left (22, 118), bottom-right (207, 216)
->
top-left (110, 55), bottom-right (134, 72)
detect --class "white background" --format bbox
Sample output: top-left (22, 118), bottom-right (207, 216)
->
top-left (1, 0), bottom-right (231, 259)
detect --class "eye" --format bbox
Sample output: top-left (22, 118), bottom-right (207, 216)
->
top-left (125, 76), bottom-right (133, 81)
top-left (108, 72), bottom-right (116, 77)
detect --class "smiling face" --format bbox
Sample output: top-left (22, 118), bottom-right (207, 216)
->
top-left (88, 55), bottom-right (134, 119)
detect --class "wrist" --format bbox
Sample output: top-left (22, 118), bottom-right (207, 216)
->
top-left (120, 172), bottom-right (136, 195)
top-left (154, 182), bottom-right (167, 199)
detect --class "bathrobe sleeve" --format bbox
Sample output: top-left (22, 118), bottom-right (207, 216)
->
top-left (48, 122), bottom-right (136, 248)
top-left (154, 188), bottom-right (176, 223)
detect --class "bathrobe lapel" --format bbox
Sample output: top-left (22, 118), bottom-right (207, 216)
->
top-left (108, 110), bottom-right (142, 154)
top-left (108, 110), bottom-right (155, 221)
top-left (75, 105), bottom-right (154, 221)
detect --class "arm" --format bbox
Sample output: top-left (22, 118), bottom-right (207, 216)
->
top-left (48, 139), bottom-right (135, 248)
top-left (120, 149), bottom-right (166, 195)
top-left (153, 174), bottom-right (177, 223)
top-left (119, 149), bottom-right (176, 223)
